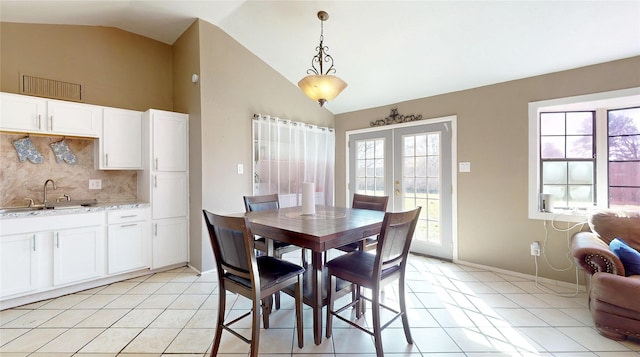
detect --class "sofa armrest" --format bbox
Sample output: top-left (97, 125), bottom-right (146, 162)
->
top-left (571, 231), bottom-right (625, 276)
top-left (591, 272), bottom-right (640, 310)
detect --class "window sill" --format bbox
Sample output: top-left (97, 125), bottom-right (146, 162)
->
top-left (529, 209), bottom-right (592, 223)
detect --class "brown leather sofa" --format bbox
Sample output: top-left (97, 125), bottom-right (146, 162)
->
top-left (570, 210), bottom-right (640, 341)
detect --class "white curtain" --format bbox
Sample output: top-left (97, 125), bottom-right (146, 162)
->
top-left (253, 115), bottom-right (335, 207)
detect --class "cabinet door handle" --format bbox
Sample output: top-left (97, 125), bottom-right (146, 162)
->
top-left (120, 215), bottom-right (138, 218)
top-left (49, 115), bottom-right (53, 131)
top-left (155, 158), bottom-right (159, 170)
top-left (154, 175), bottom-right (157, 188)
top-left (32, 234), bottom-right (36, 252)
top-left (121, 223), bottom-right (137, 228)
top-left (105, 153), bottom-right (109, 166)
top-left (154, 223), bottom-right (158, 236)
top-left (56, 232), bottom-right (60, 248)
top-left (37, 114), bottom-right (41, 130)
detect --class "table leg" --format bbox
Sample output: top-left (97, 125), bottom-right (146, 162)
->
top-left (312, 250), bottom-right (323, 345)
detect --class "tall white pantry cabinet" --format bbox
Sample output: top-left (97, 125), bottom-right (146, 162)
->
top-left (138, 109), bottom-right (189, 269)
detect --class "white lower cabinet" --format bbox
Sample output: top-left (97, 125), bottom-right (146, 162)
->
top-left (152, 217), bottom-right (188, 269)
top-left (53, 226), bottom-right (104, 286)
top-left (0, 208), bottom-right (153, 303)
top-left (107, 208), bottom-right (150, 274)
top-left (0, 233), bottom-right (43, 297)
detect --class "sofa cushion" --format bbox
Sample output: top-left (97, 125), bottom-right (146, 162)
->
top-left (609, 238), bottom-right (640, 276)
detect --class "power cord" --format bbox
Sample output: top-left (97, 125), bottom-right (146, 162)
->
top-left (532, 217), bottom-right (587, 297)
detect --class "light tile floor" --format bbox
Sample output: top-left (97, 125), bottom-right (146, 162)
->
top-left (1, 254), bottom-right (639, 356)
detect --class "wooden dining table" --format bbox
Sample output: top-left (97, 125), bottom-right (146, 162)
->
top-left (246, 205), bottom-right (385, 345)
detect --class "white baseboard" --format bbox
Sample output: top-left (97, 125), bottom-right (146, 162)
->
top-left (1, 264), bottom-right (188, 311)
top-left (453, 258), bottom-right (587, 292)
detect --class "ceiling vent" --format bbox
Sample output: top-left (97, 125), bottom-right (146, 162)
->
top-left (20, 74), bottom-right (82, 102)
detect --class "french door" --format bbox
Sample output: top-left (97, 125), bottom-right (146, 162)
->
top-left (348, 119), bottom-right (454, 260)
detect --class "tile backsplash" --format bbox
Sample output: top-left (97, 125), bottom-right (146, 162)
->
top-left (0, 133), bottom-right (138, 207)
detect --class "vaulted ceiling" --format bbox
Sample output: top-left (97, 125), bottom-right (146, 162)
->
top-left (2, 1), bottom-right (639, 114)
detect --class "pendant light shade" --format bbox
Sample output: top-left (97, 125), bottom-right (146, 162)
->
top-left (299, 11), bottom-right (347, 107)
top-left (298, 74), bottom-right (347, 107)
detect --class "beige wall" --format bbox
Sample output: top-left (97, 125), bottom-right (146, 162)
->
top-left (335, 56), bottom-right (640, 283)
top-left (191, 20), bottom-right (334, 272)
top-left (172, 21), bottom-right (205, 272)
top-left (0, 23), bottom-right (173, 111)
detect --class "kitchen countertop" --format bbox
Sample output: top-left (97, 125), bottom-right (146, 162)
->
top-left (0, 202), bottom-right (150, 219)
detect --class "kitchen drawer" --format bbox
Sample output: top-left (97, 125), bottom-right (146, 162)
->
top-left (107, 208), bottom-right (150, 224)
top-left (0, 212), bottom-right (104, 235)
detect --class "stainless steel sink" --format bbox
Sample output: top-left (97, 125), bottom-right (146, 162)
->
top-left (45, 199), bottom-right (98, 209)
top-left (0, 206), bottom-right (45, 214)
top-left (1, 199), bottom-right (98, 214)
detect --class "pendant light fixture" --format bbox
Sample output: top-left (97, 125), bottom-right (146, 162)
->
top-left (298, 11), bottom-right (347, 107)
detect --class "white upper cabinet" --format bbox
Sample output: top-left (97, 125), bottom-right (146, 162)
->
top-left (47, 99), bottom-right (102, 137)
top-left (0, 92), bottom-right (102, 137)
top-left (150, 110), bottom-right (188, 172)
top-left (98, 107), bottom-right (143, 169)
top-left (0, 92), bottom-right (46, 132)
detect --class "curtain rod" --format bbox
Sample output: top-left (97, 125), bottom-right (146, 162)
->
top-left (253, 113), bottom-right (334, 131)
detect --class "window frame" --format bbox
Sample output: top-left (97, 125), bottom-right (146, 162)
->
top-left (528, 87), bottom-right (640, 222)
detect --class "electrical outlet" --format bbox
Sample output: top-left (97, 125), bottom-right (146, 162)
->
top-left (89, 179), bottom-right (102, 190)
top-left (530, 241), bottom-right (541, 256)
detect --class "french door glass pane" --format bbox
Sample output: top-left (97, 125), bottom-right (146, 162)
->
top-left (402, 133), bottom-right (441, 244)
top-left (355, 138), bottom-right (385, 196)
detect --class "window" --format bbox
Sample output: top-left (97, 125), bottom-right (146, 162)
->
top-left (252, 115), bottom-right (335, 207)
top-left (528, 88), bottom-right (640, 221)
top-left (540, 111), bottom-right (595, 209)
top-left (608, 107), bottom-right (640, 209)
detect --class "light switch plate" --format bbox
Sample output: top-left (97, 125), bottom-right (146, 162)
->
top-left (459, 162), bottom-right (471, 172)
top-left (237, 163), bottom-right (244, 174)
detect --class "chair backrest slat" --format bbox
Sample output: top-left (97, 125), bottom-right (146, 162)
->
top-left (376, 207), bottom-right (421, 272)
top-left (244, 194), bottom-right (280, 212)
top-left (352, 193), bottom-right (389, 212)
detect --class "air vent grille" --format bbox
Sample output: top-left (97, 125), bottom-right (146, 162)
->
top-left (21, 74), bottom-right (82, 102)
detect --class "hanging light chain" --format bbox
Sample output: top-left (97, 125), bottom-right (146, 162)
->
top-left (307, 13), bottom-right (337, 76)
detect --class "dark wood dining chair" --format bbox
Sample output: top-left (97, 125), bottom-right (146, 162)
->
top-left (202, 210), bottom-right (304, 357)
top-left (325, 207), bottom-right (421, 357)
top-left (329, 193), bottom-right (389, 312)
top-left (336, 193), bottom-right (389, 253)
top-left (244, 193), bottom-right (307, 309)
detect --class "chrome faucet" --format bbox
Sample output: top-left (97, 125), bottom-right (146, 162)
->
top-left (43, 179), bottom-right (57, 205)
